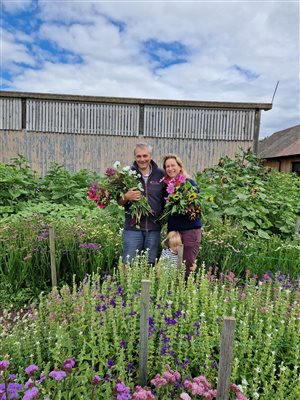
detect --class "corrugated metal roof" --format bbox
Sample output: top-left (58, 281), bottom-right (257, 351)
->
top-left (258, 125), bottom-right (300, 158)
top-left (0, 90), bottom-right (272, 110)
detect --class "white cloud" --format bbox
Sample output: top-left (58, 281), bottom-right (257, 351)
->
top-left (1, 0), bottom-right (299, 138)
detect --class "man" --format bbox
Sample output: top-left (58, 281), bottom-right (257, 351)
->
top-left (118, 143), bottom-right (164, 265)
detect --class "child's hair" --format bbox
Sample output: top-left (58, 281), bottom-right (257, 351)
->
top-left (163, 231), bottom-right (182, 249)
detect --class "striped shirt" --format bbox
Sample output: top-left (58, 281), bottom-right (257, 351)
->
top-left (160, 248), bottom-right (179, 266)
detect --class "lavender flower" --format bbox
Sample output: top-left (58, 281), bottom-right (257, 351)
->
top-left (92, 375), bottom-right (101, 385)
top-left (0, 360), bottom-right (9, 371)
top-left (49, 370), bottom-right (67, 381)
top-left (0, 383), bottom-right (22, 399)
top-left (23, 387), bottom-right (39, 400)
top-left (25, 364), bottom-right (39, 376)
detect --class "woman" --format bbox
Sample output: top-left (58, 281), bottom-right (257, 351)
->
top-left (162, 154), bottom-right (202, 279)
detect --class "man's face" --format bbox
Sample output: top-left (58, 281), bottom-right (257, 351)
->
top-left (134, 147), bottom-right (152, 173)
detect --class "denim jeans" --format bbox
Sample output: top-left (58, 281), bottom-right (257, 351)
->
top-left (122, 229), bottom-right (161, 264)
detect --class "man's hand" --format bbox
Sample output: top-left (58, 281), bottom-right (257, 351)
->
top-left (125, 189), bottom-right (141, 202)
top-left (118, 188), bottom-right (141, 205)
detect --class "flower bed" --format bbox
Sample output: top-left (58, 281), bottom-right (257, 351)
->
top-left (1, 258), bottom-right (299, 399)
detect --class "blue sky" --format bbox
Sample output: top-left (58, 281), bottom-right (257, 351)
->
top-left (1, 0), bottom-right (299, 138)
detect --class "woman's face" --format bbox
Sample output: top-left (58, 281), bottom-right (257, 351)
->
top-left (165, 158), bottom-right (182, 178)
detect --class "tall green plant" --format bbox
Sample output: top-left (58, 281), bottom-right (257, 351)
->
top-left (39, 163), bottom-right (99, 205)
top-left (0, 155), bottom-right (39, 215)
top-left (196, 149), bottom-right (300, 238)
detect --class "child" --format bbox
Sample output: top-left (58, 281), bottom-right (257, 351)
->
top-left (160, 231), bottom-right (182, 266)
top-left (156, 231), bottom-right (197, 277)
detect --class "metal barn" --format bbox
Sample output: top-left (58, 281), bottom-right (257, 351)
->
top-left (0, 91), bottom-right (272, 175)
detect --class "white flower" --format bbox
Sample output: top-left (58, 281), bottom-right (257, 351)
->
top-left (253, 392), bottom-right (260, 399)
top-left (113, 161), bottom-right (121, 168)
top-left (123, 165), bottom-right (131, 171)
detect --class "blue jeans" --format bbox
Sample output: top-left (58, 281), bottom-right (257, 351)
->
top-left (122, 229), bottom-right (161, 264)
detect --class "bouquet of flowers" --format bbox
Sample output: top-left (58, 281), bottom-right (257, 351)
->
top-left (88, 161), bottom-right (153, 226)
top-left (159, 174), bottom-right (201, 225)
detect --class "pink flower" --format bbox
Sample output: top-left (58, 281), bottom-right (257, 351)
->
top-left (150, 373), bottom-right (168, 387)
top-left (166, 183), bottom-right (175, 194)
top-left (177, 174), bottom-right (187, 183)
top-left (180, 393), bottom-right (191, 400)
top-left (236, 393), bottom-right (248, 400)
top-left (133, 386), bottom-right (156, 400)
top-left (163, 370), bottom-right (177, 384)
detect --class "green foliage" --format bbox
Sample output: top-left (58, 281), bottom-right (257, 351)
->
top-left (198, 221), bottom-right (300, 277)
top-left (1, 262), bottom-right (299, 399)
top-left (0, 156), bottom-right (100, 218)
top-left (195, 149), bottom-right (300, 238)
top-left (39, 163), bottom-right (99, 205)
top-left (0, 155), bottom-right (39, 215)
top-left (0, 206), bottom-right (123, 307)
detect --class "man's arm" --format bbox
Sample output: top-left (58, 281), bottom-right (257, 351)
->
top-left (117, 189), bottom-right (141, 206)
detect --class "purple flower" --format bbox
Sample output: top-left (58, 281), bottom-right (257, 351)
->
top-left (107, 359), bottom-right (115, 369)
top-left (110, 298), bottom-right (116, 307)
top-left (37, 375), bottom-right (46, 384)
top-left (92, 375), bottom-right (101, 385)
top-left (0, 383), bottom-right (22, 399)
top-left (23, 386), bottom-right (39, 400)
top-left (114, 379), bottom-right (132, 400)
top-left (0, 360), bottom-right (9, 371)
top-left (25, 364), bottom-right (39, 376)
top-left (49, 370), bottom-right (67, 381)
top-left (165, 317), bottom-right (177, 325)
top-left (25, 378), bottom-right (34, 389)
top-left (126, 363), bottom-right (133, 372)
top-left (120, 339), bottom-right (127, 348)
top-left (63, 357), bottom-right (75, 372)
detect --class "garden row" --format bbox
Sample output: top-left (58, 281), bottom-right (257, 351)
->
top-left (1, 259), bottom-right (299, 399)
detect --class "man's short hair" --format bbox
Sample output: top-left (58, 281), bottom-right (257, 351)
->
top-left (134, 143), bottom-right (153, 156)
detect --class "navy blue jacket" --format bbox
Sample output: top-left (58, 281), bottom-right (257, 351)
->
top-left (123, 160), bottom-right (164, 231)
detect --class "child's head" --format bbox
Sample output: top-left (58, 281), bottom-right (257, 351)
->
top-left (165, 231), bottom-right (182, 253)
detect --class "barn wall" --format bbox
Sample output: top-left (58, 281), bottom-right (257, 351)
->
top-left (0, 93), bottom-right (271, 175)
top-left (1, 129), bottom-right (252, 175)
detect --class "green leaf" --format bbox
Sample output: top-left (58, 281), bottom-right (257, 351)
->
top-left (242, 220), bottom-right (255, 230)
top-left (257, 229), bottom-right (271, 239)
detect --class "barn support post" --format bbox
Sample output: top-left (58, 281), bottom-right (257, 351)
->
top-left (253, 109), bottom-right (261, 155)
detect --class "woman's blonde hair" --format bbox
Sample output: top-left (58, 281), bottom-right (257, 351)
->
top-left (162, 154), bottom-right (188, 177)
top-left (163, 231), bottom-right (182, 249)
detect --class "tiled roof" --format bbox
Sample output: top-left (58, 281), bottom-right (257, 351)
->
top-left (258, 125), bottom-right (300, 158)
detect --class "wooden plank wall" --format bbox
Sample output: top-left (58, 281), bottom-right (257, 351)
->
top-left (1, 130), bottom-right (253, 176)
top-left (0, 96), bottom-right (258, 175)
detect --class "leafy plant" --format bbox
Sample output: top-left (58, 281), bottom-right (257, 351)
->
top-left (0, 155), bottom-right (39, 216)
top-left (196, 149), bottom-right (300, 238)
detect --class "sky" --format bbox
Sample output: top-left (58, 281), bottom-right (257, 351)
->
top-left (1, 0), bottom-right (299, 139)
